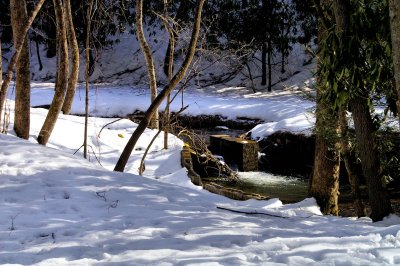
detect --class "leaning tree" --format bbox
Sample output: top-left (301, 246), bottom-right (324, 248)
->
top-left (114, 0), bottom-right (206, 172)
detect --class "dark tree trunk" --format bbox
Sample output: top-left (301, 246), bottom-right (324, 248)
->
top-left (350, 97), bottom-right (392, 221)
top-left (11, 0), bottom-right (31, 140)
top-left (333, 0), bottom-right (392, 222)
top-left (35, 36), bottom-right (43, 71)
top-left (389, 0), bottom-right (400, 125)
top-left (339, 108), bottom-right (366, 217)
top-left (333, 0), bottom-right (366, 217)
top-left (267, 37), bottom-right (272, 92)
top-left (261, 43), bottom-right (267, 86)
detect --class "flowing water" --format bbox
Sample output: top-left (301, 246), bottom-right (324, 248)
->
top-left (197, 127), bottom-right (309, 203)
top-left (230, 172), bottom-right (308, 203)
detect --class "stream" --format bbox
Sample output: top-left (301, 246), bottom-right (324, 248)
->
top-left (197, 127), bottom-right (309, 203)
top-left (235, 172), bottom-right (308, 203)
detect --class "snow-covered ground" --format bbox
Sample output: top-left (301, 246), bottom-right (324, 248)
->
top-left (1, 81), bottom-right (400, 265)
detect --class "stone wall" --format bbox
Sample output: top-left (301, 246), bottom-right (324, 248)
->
top-left (209, 135), bottom-right (259, 172)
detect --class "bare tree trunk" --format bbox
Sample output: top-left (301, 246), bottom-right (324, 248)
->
top-left (11, 0), bottom-right (31, 140)
top-left (114, 0), bottom-right (206, 172)
top-left (267, 37), bottom-right (272, 92)
top-left (37, 0), bottom-right (68, 145)
top-left (309, 0), bottom-right (340, 215)
top-left (162, 1), bottom-right (175, 150)
top-left (35, 37), bottom-right (43, 71)
top-left (389, 0), bottom-right (400, 125)
top-left (83, 0), bottom-right (93, 159)
top-left (261, 43), bottom-right (267, 86)
top-left (136, 0), bottom-right (159, 130)
top-left (0, 0), bottom-right (46, 130)
top-left (62, 0), bottom-right (80, 115)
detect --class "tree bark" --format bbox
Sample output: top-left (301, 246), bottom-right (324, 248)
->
top-left (349, 97), bottom-right (392, 221)
top-left (0, 38), bottom-right (2, 92)
top-left (309, 96), bottom-right (340, 215)
top-left (334, 0), bottom-right (392, 222)
top-left (35, 37), bottom-right (43, 71)
top-left (83, 0), bottom-right (93, 159)
top-left (339, 108), bottom-right (366, 217)
top-left (389, 0), bottom-right (400, 125)
top-left (37, 0), bottom-right (68, 145)
top-left (162, 1), bottom-right (175, 150)
top-left (136, 0), bottom-right (159, 130)
top-left (114, 0), bottom-right (206, 172)
top-left (0, 0), bottom-right (46, 130)
top-left (62, 0), bottom-right (80, 115)
top-left (309, 0), bottom-right (340, 216)
top-left (332, 0), bottom-right (366, 217)
top-left (261, 43), bottom-right (267, 86)
top-left (11, 0), bottom-right (31, 140)
top-left (267, 37), bottom-right (272, 92)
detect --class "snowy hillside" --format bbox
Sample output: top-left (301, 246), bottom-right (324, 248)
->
top-left (1, 109), bottom-right (400, 265)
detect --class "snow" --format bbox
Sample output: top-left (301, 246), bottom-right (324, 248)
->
top-left (1, 83), bottom-right (400, 265)
top-left (1, 22), bottom-right (399, 265)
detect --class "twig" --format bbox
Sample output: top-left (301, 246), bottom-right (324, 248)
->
top-left (217, 206), bottom-right (288, 219)
top-left (139, 105), bottom-right (189, 175)
top-left (9, 213), bottom-right (21, 231)
top-left (97, 117), bottom-right (125, 138)
top-left (73, 144), bottom-right (102, 165)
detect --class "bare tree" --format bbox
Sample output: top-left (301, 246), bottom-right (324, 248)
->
top-left (0, 0), bottom-right (46, 131)
top-left (136, 0), bottom-right (159, 129)
top-left (83, 0), bottom-right (94, 159)
top-left (37, 0), bottom-right (69, 145)
top-left (114, 0), bottom-right (206, 172)
top-left (161, 0), bottom-right (176, 149)
top-left (10, 0), bottom-right (31, 139)
top-left (61, 0), bottom-right (80, 115)
top-left (389, 0), bottom-right (400, 125)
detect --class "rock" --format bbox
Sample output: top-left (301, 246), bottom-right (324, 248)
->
top-left (209, 134), bottom-right (259, 172)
